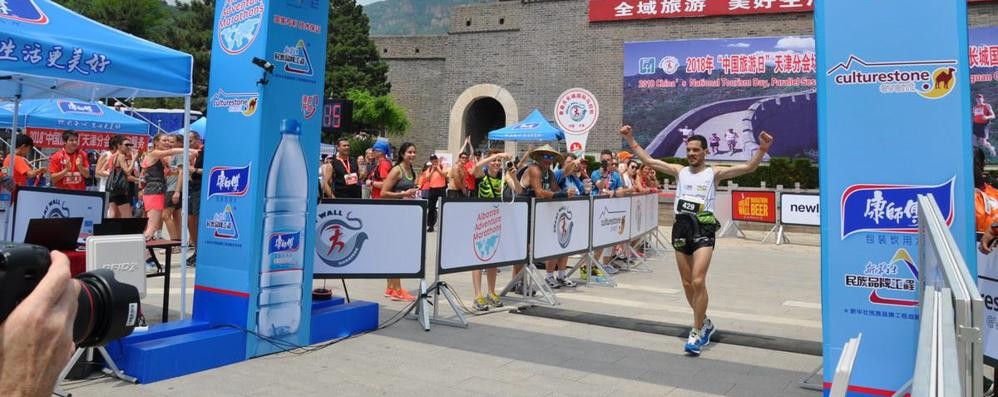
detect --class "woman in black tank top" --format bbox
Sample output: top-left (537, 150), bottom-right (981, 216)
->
top-left (141, 133), bottom-right (196, 241)
top-left (378, 142), bottom-right (419, 302)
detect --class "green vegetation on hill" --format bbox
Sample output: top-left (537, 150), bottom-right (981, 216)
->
top-left (364, 0), bottom-right (491, 36)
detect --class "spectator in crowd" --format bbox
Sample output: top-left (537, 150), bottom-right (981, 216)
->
top-left (468, 149), bottom-right (520, 310)
top-left (48, 130), bottom-right (90, 191)
top-left (379, 142), bottom-right (421, 302)
top-left (974, 94), bottom-right (996, 156)
top-left (324, 138), bottom-right (364, 199)
top-left (590, 149), bottom-right (625, 272)
top-left (319, 154), bottom-right (331, 198)
top-left (518, 145), bottom-right (577, 289)
top-left (101, 136), bottom-right (139, 219)
top-left (367, 138), bottom-right (392, 200)
top-left (448, 151), bottom-right (471, 198)
top-left (360, 148), bottom-right (376, 199)
top-left (186, 132), bottom-right (204, 266)
top-left (3, 134), bottom-right (45, 187)
top-left (95, 139), bottom-right (114, 196)
top-left (421, 154), bottom-right (448, 232)
top-left (641, 163), bottom-right (661, 192)
top-left (165, 134), bottom-right (185, 243)
top-left (561, 153), bottom-right (590, 196)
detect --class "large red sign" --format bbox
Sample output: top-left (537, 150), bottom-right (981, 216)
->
top-left (731, 190), bottom-right (777, 223)
top-left (26, 128), bottom-right (149, 152)
top-left (590, 0), bottom-right (992, 22)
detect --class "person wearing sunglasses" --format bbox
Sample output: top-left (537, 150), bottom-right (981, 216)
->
top-left (520, 145), bottom-right (577, 289)
top-left (621, 124), bottom-right (774, 356)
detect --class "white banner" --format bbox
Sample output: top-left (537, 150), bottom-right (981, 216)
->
top-left (438, 200), bottom-right (529, 274)
top-left (13, 187), bottom-right (104, 242)
top-left (645, 193), bottom-right (659, 235)
top-left (313, 201), bottom-right (425, 278)
top-left (630, 193), bottom-right (659, 237)
top-left (779, 193), bottom-right (820, 226)
top-left (532, 198), bottom-right (591, 260)
top-left (591, 196), bottom-right (631, 248)
top-left (978, 250), bottom-right (998, 363)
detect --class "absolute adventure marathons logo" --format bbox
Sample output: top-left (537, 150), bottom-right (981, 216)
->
top-left (0, 0), bottom-right (49, 24)
top-left (553, 206), bottom-right (574, 249)
top-left (844, 248), bottom-right (919, 307)
top-left (315, 209), bottom-right (369, 268)
top-left (217, 0), bottom-right (264, 55)
top-left (273, 39), bottom-right (313, 76)
top-left (473, 207), bottom-right (502, 261)
top-left (826, 55), bottom-right (959, 99)
top-left (210, 89), bottom-right (258, 117)
top-left (42, 199), bottom-right (69, 218)
top-left (840, 178), bottom-right (954, 239)
top-left (205, 205), bottom-right (239, 239)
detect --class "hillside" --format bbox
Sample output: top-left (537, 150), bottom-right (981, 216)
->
top-left (364, 0), bottom-right (492, 36)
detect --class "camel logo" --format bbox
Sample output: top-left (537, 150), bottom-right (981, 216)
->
top-left (42, 199), bottom-right (70, 218)
top-left (553, 206), bottom-right (574, 249)
top-left (0, 0), bottom-right (48, 24)
top-left (316, 209), bottom-right (369, 268)
top-left (217, 0), bottom-right (265, 55)
top-left (473, 207), bottom-right (502, 261)
top-left (826, 55), bottom-right (958, 100)
top-left (844, 248), bottom-right (919, 307)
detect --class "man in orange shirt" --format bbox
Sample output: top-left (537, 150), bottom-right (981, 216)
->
top-left (4, 135), bottom-right (46, 186)
top-left (424, 154), bottom-right (447, 232)
top-left (48, 130), bottom-right (90, 190)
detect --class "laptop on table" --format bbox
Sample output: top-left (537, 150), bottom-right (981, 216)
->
top-left (24, 217), bottom-right (84, 252)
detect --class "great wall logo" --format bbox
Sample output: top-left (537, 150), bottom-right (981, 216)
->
top-left (827, 55), bottom-right (958, 100)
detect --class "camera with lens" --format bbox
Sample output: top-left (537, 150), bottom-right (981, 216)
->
top-left (504, 160), bottom-right (515, 170)
top-left (0, 243), bottom-right (140, 347)
top-left (600, 159), bottom-right (609, 170)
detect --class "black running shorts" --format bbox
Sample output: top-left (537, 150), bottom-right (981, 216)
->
top-left (671, 212), bottom-right (718, 256)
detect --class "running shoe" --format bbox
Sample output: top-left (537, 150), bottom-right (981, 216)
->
top-left (593, 275), bottom-right (608, 283)
top-left (684, 328), bottom-right (703, 356)
top-left (384, 288), bottom-right (395, 298)
top-left (545, 276), bottom-right (561, 289)
top-left (700, 318), bottom-right (716, 347)
top-left (602, 264), bottom-right (619, 274)
top-left (473, 296), bottom-right (489, 311)
top-left (145, 259), bottom-right (159, 274)
top-left (186, 253), bottom-right (197, 267)
top-left (558, 278), bottom-right (577, 288)
top-left (396, 289), bottom-right (417, 302)
top-left (487, 292), bottom-right (503, 308)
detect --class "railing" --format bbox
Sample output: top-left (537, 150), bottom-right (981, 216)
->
top-left (898, 194), bottom-right (985, 397)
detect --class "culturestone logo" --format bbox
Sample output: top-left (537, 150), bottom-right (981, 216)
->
top-left (553, 206), bottom-right (574, 249)
top-left (315, 209), bottom-right (369, 268)
top-left (473, 207), bottom-right (502, 261)
top-left (827, 55), bottom-right (959, 99)
top-left (210, 89), bottom-right (258, 117)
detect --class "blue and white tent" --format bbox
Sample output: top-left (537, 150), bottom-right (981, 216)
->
top-left (487, 109), bottom-right (564, 142)
top-left (0, 98), bottom-right (148, 134)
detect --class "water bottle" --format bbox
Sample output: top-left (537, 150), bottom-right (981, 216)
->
top-left (258, 119), bottom-right (308, 337)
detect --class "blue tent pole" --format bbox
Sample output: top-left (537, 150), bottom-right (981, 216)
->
top-left (5, 84), bottom-right (21, 240)
top-left (180, 96), bottom-right (191, 321)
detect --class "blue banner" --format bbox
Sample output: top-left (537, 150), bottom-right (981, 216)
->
top-left (817, 1), bottom-right (975, 395)
top-left (196, 0), bottom-right (327, 358)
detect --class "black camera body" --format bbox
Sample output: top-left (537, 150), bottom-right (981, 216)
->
top-left (0, 243), bottom-right (140, 347)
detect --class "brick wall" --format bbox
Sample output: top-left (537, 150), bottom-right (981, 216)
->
top-left (374, 1), bottom-right (998, 154)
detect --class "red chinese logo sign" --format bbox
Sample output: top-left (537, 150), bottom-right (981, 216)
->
top-left (731, 190), bottom-right (776, 223)
top-left (26, 128), bottom-right (149, 152)
top-left (590, 0), bottom-right (991, 22)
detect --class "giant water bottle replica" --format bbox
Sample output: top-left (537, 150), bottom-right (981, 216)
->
top-left (258, 119), bottom-right (307, 337)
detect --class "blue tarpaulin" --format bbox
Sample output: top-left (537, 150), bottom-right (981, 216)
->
top-left (0, 0), bottom-right (193, 100)
top-left (487, 109), bottom-right (564, 142)
top-left (0, 98), bottom-right (148, 134)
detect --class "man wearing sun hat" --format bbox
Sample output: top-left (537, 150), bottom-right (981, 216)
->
top-left (521, 144), bottom-right (578, 289)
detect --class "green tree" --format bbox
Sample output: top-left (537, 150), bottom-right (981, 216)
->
top-left (347, 89), bottom-right (409, 136)
top-left (327, 0), bottom-right (391, 98)
top-left (134, 0), bottom-right (215, 111)
top-left (55, 0), bottom-right (169, 41)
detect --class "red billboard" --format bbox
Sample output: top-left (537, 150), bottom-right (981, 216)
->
top-left (26, 128), bottom-right (149, 152)
top-left (731, 190), bottom-right (777, 223)
top-left (590, 0), bottom-right (992, 22)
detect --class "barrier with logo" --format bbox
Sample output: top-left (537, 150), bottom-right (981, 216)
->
top-left (437, 198), bottom-right (530, 274)
top-left (816, 0), bottom-right (975, 393)
top-left (629, 193), bottom-right (659, 238)
top-left (977, 246), bottom-right (998, 366)
top-left (779, 192), bottom-right (820, 227)
top-left (532, 197), bottom-right (591, 261)
top-left (591, 195), bottom-right (632, 249)
top-left (313, 199), bottom-right (426, 278)
top-left (730, 190), bottom-right (777, 223)
top-left (12, 186), bottom-right (104, 242)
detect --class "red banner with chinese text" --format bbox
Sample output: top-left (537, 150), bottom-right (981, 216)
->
top-left (590, 0), bottom-right (992, 22)
top-left (26, 128), bottom-right (149, 152)
top-left (731, 190), bottom-right (777, 223)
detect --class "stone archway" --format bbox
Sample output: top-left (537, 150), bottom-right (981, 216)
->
top-left (449, 84), bottom-right (519, 155)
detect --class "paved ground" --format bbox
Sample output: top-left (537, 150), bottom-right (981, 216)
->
top-left (65, 228), bottom-right (825, 397)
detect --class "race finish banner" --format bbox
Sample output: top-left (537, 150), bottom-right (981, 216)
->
top-left (533, 197), bottom-right (592, 262)
top-left (817, 0), bottom-right (974, 394)
top-left (591, 196), bottom-right (632, 249)
top-left (313, 200), bottom-right (426, 278)
top-left (437, 199), bottom-right (529, 274)
top-left (731, 190), bottom-right (776, 223)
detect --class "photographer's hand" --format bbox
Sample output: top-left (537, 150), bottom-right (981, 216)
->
top-left (0, 251), bottom-right (79, 397)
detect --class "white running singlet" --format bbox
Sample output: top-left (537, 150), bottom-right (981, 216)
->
top-left (674, 166), bottom-right (716, 214)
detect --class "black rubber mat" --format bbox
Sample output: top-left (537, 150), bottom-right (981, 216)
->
top-left (513, 305), bottom-right (822, 356)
